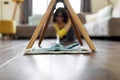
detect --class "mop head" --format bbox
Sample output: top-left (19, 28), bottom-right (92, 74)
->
top-left (25, 43), bottom-right (91, 55)
top-left (25, 35), bottom-right (92, 55)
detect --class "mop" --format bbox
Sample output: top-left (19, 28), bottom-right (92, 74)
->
top-left (25, 0), bottom-right (96, 55)
top-left (25, 35), bottom-right (91, 55)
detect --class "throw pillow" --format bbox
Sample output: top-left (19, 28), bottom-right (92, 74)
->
top-left (97, 5), bottom-right (113, 20)
top-left (85, 13), bottom-right (97, 23)
top-left (112, 0), bottom-right (120, 17)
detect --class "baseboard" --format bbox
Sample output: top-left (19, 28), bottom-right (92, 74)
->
top-left (89, 36), bottom-right (120, 41)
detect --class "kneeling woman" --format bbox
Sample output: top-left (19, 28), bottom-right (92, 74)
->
top-left (53, 7), bottom-right (75, 45)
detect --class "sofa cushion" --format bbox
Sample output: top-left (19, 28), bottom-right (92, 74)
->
top-left (112, 0), bottom-right (120, 17)
top-left (28, 14), bottom-right (43, 25)
top-left (84, 17), bottom-right (111, 36)
top-left (0, 20), bottom-right (16, 34)
top-left (85, 13), bottom-right (97, 23)
top-left (15, 24), bottom-right (56, 38)
top-left (85, 5), bottom-right (112, 23)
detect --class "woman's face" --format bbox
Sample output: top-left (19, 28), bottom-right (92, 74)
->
top-left (55, 12), bottom-right (64, 24)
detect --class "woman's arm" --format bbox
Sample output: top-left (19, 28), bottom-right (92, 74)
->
top-left (57, 19), bottom-right (72, 38)
top-left (57, 19), bottom-right (71, 38)
top-left (54, 19), bottom-right (72, 38)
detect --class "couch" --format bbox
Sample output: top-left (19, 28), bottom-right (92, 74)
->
top-left (15, 24), bottom-right (56, 38)
top-left (15, 14), bottom-right (86, 38)
top-left (84, 0), bottom-right (120, 37)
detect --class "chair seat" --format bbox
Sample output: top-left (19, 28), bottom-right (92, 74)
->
top-left (0, 20), bottom-right (16, 34)
top-left (12, 0), bottom-right (24, 3)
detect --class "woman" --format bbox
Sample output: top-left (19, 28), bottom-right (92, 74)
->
top-left (53, 7), bottom-right (75, 45)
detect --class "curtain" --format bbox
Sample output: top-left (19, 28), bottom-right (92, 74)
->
top-left (81, 0), bottom-right (91, 13)
top-left (20, 0), bottom-right (32, 24)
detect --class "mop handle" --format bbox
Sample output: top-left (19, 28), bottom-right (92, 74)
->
top-left (56, 34), bottom-right (60, 44)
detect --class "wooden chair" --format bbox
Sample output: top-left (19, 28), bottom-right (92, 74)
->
top-left (0, 0), bottom-right (24, 39)
top-left (26, 0), bottom-right (96, 51)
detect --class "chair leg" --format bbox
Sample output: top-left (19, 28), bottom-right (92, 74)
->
top-left (12, 2), bottom-right (18, 20)
top-left (26, 0), bottom-right (56, 49)
top-left (1, 34), bottom-right (4, 40)
top-left (2, 34), bottom-right (11, 40)
top-left (38, 12), bottom-right (53, 47)
top-left (64, 0), bottom-right (96, 51)
top-left (67, 10), bottom-right (83, 46)
top-left (71, 21), bottom-right (83, 46)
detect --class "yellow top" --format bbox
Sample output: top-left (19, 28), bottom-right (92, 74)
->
top-left (54, 23), bottom-right (67, 39)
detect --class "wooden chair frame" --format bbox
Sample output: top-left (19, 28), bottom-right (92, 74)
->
top-left (26, 0), bottom-right (96, 51)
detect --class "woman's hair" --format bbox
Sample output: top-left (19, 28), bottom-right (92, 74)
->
top-left (53, 7), bottom-right (68, 23)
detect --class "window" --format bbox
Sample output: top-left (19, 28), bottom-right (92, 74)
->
top-left (32, 0), bottom-right (81, 15)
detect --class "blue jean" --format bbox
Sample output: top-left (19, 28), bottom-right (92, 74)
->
top-left (60, 27), bottom-right (75, 42)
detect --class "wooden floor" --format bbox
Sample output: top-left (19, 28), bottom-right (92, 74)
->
top-left (0, 39), bottom-right (120, 80)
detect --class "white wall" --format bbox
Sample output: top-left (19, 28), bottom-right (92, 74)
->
top-left (0, 0), bottom-right (2, 19)
top-left (0, 0), bottom-right (20, 24)
top-left (0, 0), bottom-right (118, 23)
top-left (91, 0), bottom-right (118, 13)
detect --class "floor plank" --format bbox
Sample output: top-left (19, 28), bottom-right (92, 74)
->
top-left (0, 40), bottom-right (120, 80)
